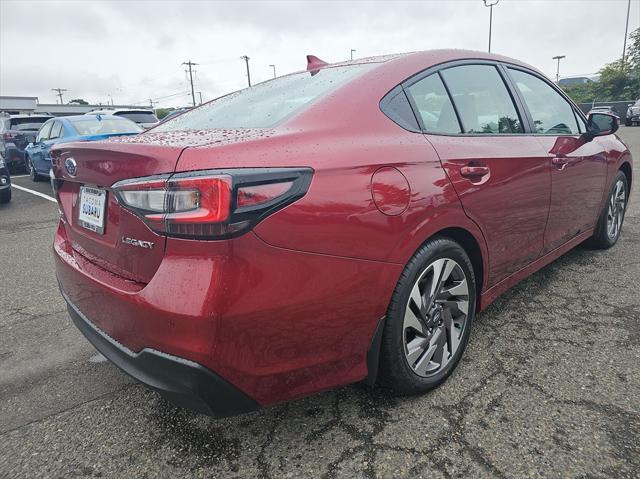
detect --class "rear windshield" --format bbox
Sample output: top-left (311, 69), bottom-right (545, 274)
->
top-left (114, 111), bottom-right (159, 124)
top-left (9, 117), bottom-right (51, 131)
top-left (70, 117), bottom-right (143, 136)
top-left (155, 64), bottom-right (373, 131)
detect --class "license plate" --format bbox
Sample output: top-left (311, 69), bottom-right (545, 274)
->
top-left (78, 186), bottom-right (107, 234)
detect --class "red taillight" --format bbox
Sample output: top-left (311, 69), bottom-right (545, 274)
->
top-left (113, 168), bottom-right (312, 239)
top-left (237, 182), bottom-right (293, 208)
top-left (3, 132), bottom-right (17, 140)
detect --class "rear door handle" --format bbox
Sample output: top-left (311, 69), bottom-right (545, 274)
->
top-left (460, 165), bottom-right (490, 178)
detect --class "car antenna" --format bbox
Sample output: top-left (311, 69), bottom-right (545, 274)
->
top-left (306, 55), bottom-right (328, 76)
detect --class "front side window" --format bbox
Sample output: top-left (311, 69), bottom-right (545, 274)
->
top-left (50, 121), bottom-right (63, 139)
top-left (155, 64), bottom-right (373, 131)
top-left (440, 65), bottom-right (523, 134)
top-left (508, 68), bottom-right (580, 135)
top-left (406, 73), bottom-right (461, 134)
top-left (36, 121), bottom-right (53, 142)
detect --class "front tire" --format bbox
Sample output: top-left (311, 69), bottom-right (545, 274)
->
top-left (590, 171), bottom-right (628, 249)
top-left (378, 237), bottom-right (476, 394)
top-left (0, 187), bottom-right (11, 204)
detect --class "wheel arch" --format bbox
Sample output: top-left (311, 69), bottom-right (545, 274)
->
top-left (365, 223), bottom-right (487, 386)
top-left (619, 161), bottom-right (632, 194)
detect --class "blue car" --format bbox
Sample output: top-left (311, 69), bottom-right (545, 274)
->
top-left (24, 115), bottom-right (142, 181)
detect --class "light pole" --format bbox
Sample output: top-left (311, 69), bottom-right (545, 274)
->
top-left (483, 0), bottom-right (499, 53)
top-left (552, 55), bottom-right (566, 83)
top-left (197, 91), bottom-right (203, 105)
top-left (553, 55), bottom-right (566, 83)
top-left (350, 49), bottom-right (356, 61)
top-left (622, 0), bottom-right (631, 68)
top-left (240, 55), bottom-right (251, 87)
top-left (269, 64), bottom-right (276, 78)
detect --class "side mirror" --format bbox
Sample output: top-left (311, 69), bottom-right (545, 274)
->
top-left (584, 112), bottom-right (619, 140)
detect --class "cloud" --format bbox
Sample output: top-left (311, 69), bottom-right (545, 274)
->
top-left (1, 0), bottom-right (638, 107)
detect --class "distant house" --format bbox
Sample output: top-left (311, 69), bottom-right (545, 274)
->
top-left (0, 95), bottom-right (143, 117)
top-left (558, 77), bottom-right (593, 86)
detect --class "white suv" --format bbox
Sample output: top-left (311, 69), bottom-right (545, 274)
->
top-left (85, 108), bottom-right (159, 129)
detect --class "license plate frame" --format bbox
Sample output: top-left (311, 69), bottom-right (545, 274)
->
top-left (78, 186), bottom-right (107, 234)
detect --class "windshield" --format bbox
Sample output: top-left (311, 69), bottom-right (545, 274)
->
top-left (9, 117), bottom-right (51, 130)
top-left (114, 111), bottom-right (159, 124)
top-left (70, 117), bottom-right (143, 135)
top-left (155, 64), bottom-right (373, 131)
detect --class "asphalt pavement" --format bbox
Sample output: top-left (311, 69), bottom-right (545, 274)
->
top-left (1, 129), bottom-right (639, 478)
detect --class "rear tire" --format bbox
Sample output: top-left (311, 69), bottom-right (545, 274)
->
top-left (27, 157), bottom-right (42, 182)
top-left (589, 171), bottom-right (628, 249)
top-left (0, 187), bottom-right (11, 204)
top-left (378, 237), bottom-right (476, 394)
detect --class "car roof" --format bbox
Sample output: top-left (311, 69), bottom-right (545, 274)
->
top-left (6, 114), bottom-right (53, 119)
top-left (86, 108), bottom-right (154, 114)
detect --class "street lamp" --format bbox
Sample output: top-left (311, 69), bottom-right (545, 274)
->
top-left (350, 49), bottom-right (356, 61)
top-left (269, 64), bottom-right (276, 79)
top-left (552, 55), bottom-right (566, 83)
top-left (483, 0), bottom-right (499, 53)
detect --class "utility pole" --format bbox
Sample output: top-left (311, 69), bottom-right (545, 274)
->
top-left (197, 91), bottom-right (203, 105)
top-left (350, 49), bottom-right (356, 61)
top-left (552, 55), bottom-right (566, 83)
top-left (148, 99), bottom-right (155, 111)
top-left (269, 64), bottom-right (276, 79)
top-left (241, 55), bottom-right (251, 87)
top-left (51, 88), bottom-right (67, 104)
top-left (483, 0), bottom-right (499, 53)
top-left (182, 60), bottom-right (198, 107)
top-left (622, 0), bottom-right (631, 68)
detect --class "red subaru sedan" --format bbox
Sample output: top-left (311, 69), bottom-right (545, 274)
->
top-left (51, 50), bottom-right (632, 416)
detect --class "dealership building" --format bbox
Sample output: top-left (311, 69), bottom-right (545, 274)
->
top-left (0, 95), bottom-right (145, 116)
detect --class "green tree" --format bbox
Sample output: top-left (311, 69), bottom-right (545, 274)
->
top-left (68, 98), bottom-right (88, 105)
top-left (563, 27), bottom-right (639, 103)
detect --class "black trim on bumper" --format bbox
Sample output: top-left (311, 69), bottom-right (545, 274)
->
top-left (61, 288), bottom-right (261, 417)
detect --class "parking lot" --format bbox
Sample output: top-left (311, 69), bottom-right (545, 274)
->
top-left (0, 128), bottom-right (638, 478)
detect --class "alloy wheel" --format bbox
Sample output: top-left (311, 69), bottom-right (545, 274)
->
top-left (606, 179), bottom-right (626, 240)
top-left (402, 258), bottom-right (470, 377)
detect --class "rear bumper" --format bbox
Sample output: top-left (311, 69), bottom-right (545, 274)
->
top-left (61, 287), bottom-right (260, 417)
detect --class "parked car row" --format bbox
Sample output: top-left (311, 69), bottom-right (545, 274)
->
top-left (25, 115), bottom-right (142, 182)
top-left (0, 108), bottom-right (157, 175)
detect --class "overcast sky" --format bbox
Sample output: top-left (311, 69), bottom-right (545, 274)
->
top-left (1, 0), bottom-right (638, 108)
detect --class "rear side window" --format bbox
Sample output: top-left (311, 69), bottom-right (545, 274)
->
top-left (50, 121), bottom-right (63, 139)
top-left (9, 117), bottom-right (51, 131)
top-left (440, 65), bottom-right (523, 134)
top-left (71, 117), bottom-right (142, 135)
top-left (115, 111), bottom-right (158, 124)
top-left (155, 64), bottom-right (373, 131)
top-left (36, 121), bottom-right (53, 142)
top-left (508, 68), bottom-right (580, 135)
top-left (406, 74), bottom-right (461, 134)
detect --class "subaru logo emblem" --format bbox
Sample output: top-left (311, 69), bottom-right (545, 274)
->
top-left (65, 157), bottom-right (77, 177)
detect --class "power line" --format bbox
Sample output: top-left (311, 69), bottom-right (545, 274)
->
top-left (182, 60), bottom-right (198, 107)
top-left (240, 55), bottom-right (251, 87)
top-left (52, 88), bottom-right (67, 104)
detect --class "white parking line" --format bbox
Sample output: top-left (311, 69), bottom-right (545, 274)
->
top-left (10, 174), bottom-right (29, 178)
top-left (11, 184), bottom-right (57, 203)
